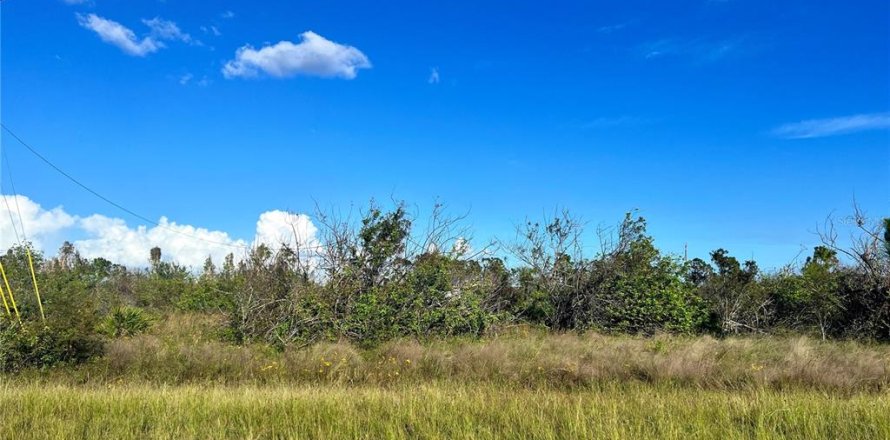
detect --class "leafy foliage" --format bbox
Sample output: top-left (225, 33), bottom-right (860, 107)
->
top-left (0, 203), bottom-right (888, 373)
top-left (98, 307), bottom-right (153, 337)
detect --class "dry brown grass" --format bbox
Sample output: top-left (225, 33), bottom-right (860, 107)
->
top-left (17, 314), bottom-right (890, 392)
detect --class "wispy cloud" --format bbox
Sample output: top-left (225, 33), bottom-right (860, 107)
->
top-left (640, 37), bottom-right (741, 63)
top-left (772, 113), bottom-right (890, 139)
top-left (597, 22), bottom-right (630, 34)
top-left (581, 116), bottom-right (652, 129)
top-left (428, 67), bottom-right (440, 84)
top-left (78, 14), bottom-right (197, 56)
top-left (222, 31), bottom-right (371, 79)
top-left (221, 10), bottom-right (235, 19)
top-left (143, 17), bottom-right (196, 45)
top-left (201, 25), bottom-right (222, 37)
top-left (77, 13), bottom-right (162, 56)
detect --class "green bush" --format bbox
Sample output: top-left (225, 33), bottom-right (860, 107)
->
top-left (0, 322), bottom-right (103, 373)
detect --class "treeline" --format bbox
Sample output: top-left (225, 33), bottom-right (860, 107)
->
top-left (0, 202), bottom-right (888, 371)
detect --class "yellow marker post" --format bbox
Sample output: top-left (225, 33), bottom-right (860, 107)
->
top-left (0, 282), bottom-right (11, 317)
top-left (0, 260), bottom-right (20, 322)
top-left (26, 248), bottom-right (45, 323)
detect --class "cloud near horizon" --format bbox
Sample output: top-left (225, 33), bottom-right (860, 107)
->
top-left (0, 195), bottom-right (318, 268)
top-left (772, 113), bottom-right (890, 139)
top-left (222, 31), bottom-right (371, 79)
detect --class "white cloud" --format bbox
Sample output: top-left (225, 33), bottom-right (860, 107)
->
top-left (428, 67), bottom-right (440, 84)
top-left (62, 0), bottom-right (92, 5)
top-left (0, 196), bottom-right (77, 251)
top-left (221, 10), bottom-right (235, 19)
top-left (142, 17), bottom-right (194, 44)
top-left (222, 31), bottom-right (371, 79)
top-left (179, 73), bottom-right (194, 85)
top-left (76, 215), bottom-right (250, 267)
top-left (772, 113), bottom-right (890, 139)
top-left (254, 211), bottom-right (319, 252)
top-left (0, 195), bottom-right (319, 268)
top-left (77, 13), bottom-right (162, 57)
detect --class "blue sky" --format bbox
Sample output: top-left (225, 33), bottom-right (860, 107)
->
top-left (1, 0), bottom-right (888, 268)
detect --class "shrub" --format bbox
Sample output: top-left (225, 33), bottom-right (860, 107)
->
top-left (0, 322), bottom-right (103, 373)
top-left (98, 307), bottom-right (153, 337)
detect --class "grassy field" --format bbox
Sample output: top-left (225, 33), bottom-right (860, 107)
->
top-left (4, 313), bottom-right (890, 439)
top-left (2, 383), bottom-right (889, 439)
top-left (14, 313), bottom-right (885, 391)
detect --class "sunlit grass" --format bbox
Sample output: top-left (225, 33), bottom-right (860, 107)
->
top-left (5, 314), bottom-right (890, 438)
top-left (1, 383), bottom-right (888, 439)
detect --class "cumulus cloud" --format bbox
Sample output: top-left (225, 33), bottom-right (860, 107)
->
top-left (77, 13), bottom-right (162, 56)
top-left (0, 196), bottom-right (77, 251)
top-left (76, 215), bottom-right (249, 267)
top-left (222, 31), bottom-right (371, 79)
top-left (254, 210), bottom-right (319, 252)
top-left (771, 113), bottom-right (890, 139)
top-left (0, 195), bottom-right (319, 268)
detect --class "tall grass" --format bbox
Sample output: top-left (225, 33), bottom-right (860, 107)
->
top-left (5, 314), bottom-right (890, 438)
top-left (22, 313), bottom-right (887, 391)
top-left (1, 383), bottom-right (888, 439)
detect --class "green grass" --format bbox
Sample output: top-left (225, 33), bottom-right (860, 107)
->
top-left (2, 383), bottom-right (888, 439)
top-left (5, 314), bottom-right (890, 438)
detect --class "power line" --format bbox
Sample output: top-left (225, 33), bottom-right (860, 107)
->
top-left (2, 148), bottom-right (28, 241)
top-left (1, 123), bottom-right (251, 250)
top-left (1, 193), bottom-right (21, 244)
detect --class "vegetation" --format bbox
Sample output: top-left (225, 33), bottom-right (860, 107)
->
top-left (3, 383), bottom-right (888, 440)
top-left (0, 201), bottom-right (888, 369)
top-left (0, 201), bottom-right (887, 437)
top-left (5, 313), bottom-right (881, 392)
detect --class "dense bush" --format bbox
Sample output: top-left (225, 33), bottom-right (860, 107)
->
top-left (0, 201), bottom-right (887, 372)
top-left (0, 322), bottom-right (103, 373)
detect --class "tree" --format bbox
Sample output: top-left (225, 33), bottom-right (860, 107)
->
top-left (799, 246), bottom-right (842, 339)
top-left (508, 210), bottom-right (584, 328)
top-left (697, 249), bottom-right (768, 334)
top-left (149, 247), bottom-right (162, 266)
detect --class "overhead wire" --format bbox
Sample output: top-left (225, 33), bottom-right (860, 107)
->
top-left (0, 152), bottom-right (22, 321)
top-left (0, 123), bottom-right (327, 255)
top-left (1, 123), bottom-right (251, 251)
top-left (1, 142), bottom-right (43, 322)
